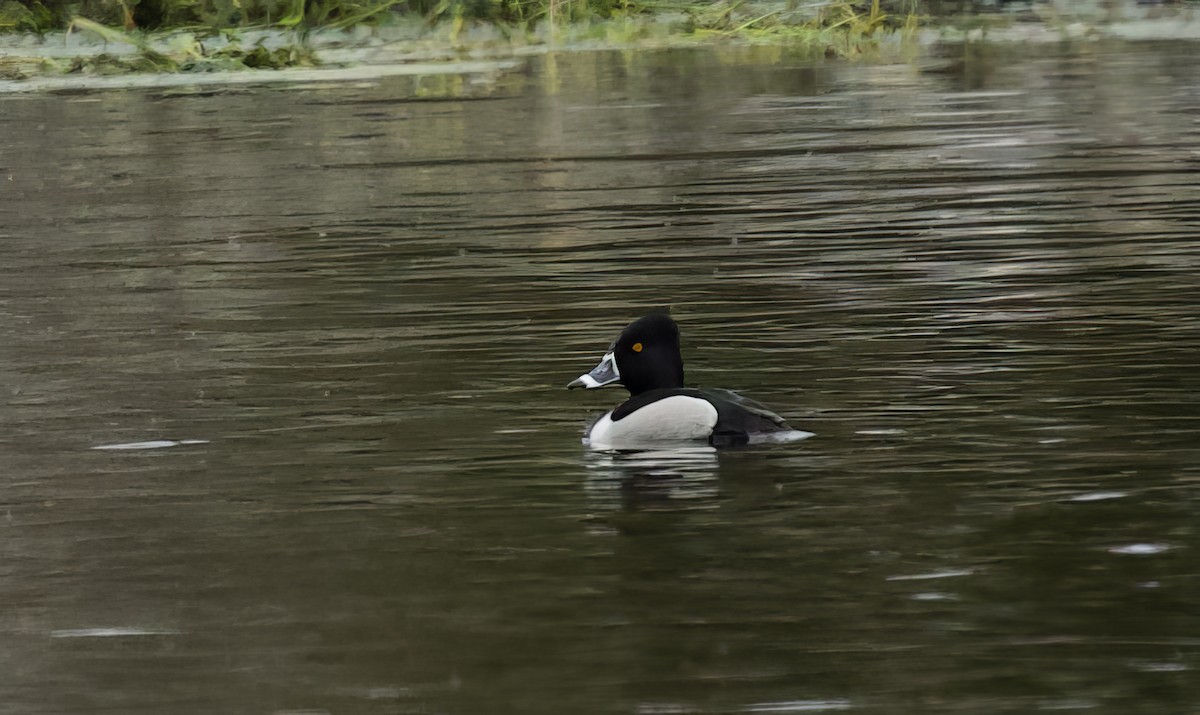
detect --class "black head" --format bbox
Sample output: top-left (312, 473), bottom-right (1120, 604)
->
top-left (567, 313), bottom-right (686, 396)
top-left (609, 313), bottom-right (686, 395)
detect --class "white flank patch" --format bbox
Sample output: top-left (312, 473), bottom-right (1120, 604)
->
top-left (586, 396), bottom-right (718, 449)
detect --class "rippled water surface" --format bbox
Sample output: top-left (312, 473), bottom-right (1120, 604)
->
top-left (2, 43), bottom-right (1199, 714)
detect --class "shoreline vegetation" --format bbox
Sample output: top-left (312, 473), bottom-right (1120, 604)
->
top-left (1, 1), bottom-right (1198, 83)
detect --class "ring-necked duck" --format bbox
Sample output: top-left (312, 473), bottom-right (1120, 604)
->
top-left (567, 314), bottom-right (810, 448)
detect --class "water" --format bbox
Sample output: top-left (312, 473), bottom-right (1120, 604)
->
top-left (2, 43), bottom-right (1199, 714)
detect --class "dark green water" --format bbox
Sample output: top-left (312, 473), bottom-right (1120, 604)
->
top-left (1, 43), bottom-right (1198, 714)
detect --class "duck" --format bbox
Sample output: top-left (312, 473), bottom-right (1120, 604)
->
top-left (567, 313), bottom-right (808, 448)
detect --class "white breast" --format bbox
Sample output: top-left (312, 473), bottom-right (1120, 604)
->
top-left (586, 395), bottom-right (719, 449)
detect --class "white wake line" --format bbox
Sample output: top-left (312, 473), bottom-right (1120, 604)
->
top-left (92, 439), bottom-right (210, 451)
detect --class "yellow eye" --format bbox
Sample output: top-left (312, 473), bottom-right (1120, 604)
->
top-left (632, 342), bottom-right (643, 353)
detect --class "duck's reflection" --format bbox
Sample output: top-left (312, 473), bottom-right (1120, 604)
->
top-left (582, 445), bottom-right (721, 512)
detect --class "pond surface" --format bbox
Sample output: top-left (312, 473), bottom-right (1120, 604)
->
top-left (1, 42), bottom-right (1199, 714)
